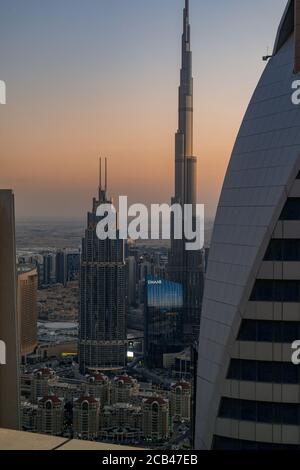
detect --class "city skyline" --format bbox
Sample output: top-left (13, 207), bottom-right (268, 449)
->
top-left (0, 0), bottom-right (286, 219)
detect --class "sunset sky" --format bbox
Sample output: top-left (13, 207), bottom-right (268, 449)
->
top-left (0, 0), bottom-right (287, 219)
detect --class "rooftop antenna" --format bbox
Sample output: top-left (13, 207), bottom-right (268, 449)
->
top-left (99, 157), bottom-right (102, 191)
top-left (105, 158), bottom-right (108, 192)
top-left (263, 46), bottom-right (272, 61)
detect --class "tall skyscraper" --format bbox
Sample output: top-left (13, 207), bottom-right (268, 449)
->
top-left (56, 250), bottom-right (67, 286)
top-left (144, 277), bottom-right (183, 368)
top-left (0, 190), bottom-right (20, 429)
top-left (168, 0), bottom-right (203, 344)
top-left (17, 265), bottom-right (38, 358)
top-left (42, 254), bottom-right (55, 286)
top-left (79, 159), bottom-right (127, 374)
top-left (196, 0), bottom-right (300, 450)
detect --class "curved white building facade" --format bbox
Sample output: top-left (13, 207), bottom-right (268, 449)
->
top-left (196, 0), bottom-right (300, 449)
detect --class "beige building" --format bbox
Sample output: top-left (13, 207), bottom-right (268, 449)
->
top-left (101, 403), bottom-right (142, 431)
top-left (111, 375), bottom-right (139, 404)
top-left (21, 402), bottom-right (38, 432)
top-left (170, 381), bottom-right (191, 422)
top-left (17, 265), bottom-right (38, 357)
top-left (85, 373), bottom-right (110, 406)
top-left (37, 396), bottom-right (64, 436)
top-left (31, 368), bottom-right (56, 403)
top-left (73, 396), bottom-right (100, 440)
top-left (0, 190), bottom-right (20, 430)
top-left (49, 380), bottom-right (82, 403)
top-left (99, 427), bottom-right (142, 444)
top-left (142, 397), bottom-right (169, 442)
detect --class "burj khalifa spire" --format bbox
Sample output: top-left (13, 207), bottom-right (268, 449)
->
top-left (168, 0), bottom-right (203, 344)
top-left (175, 0), bottom-right (197, 207)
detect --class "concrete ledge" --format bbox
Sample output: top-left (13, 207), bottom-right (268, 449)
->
top-left (0, 429), bottom-right (141, 451)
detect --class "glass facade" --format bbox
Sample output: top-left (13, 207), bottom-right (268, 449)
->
top-left (219, 398), bottom-right (300, 426)
top-left (250, 280), bottom-right (300, 302)
top-left (237, 319), bottom-right (300, 343)
top-left (144, 277), bottom-right (183, 368)
top-left (213, 436), bottom-right (300, 450)
top-left (227, 359), bottom-right (300, 384)
top-left (280, 198), bottom-right (300, 220)
top-left (264, 239), bottom-right (300, 261)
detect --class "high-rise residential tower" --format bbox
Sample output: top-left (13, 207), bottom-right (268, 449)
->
top-left (0, 190), bottom-right (20, 429)
top-left (168, 0), bottom-right (203, 344)
top-left (196, 0), bottom-right (300, 450)
top-left (79, 159), bottom-right (127, 374)
top-left (17, 265), bottom-right (38, 358)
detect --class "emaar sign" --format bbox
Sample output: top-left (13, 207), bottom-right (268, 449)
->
top-left (0, 80), bottom-right (6, 104)
top-left (0, 340), bottom-right (6, 365)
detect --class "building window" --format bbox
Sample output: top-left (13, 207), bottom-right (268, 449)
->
top-left (219, 398), bottom-right (300, 425)
top-left (250, 280), bottom-right (300, 302)
top-left (264, 239), bottom-right (300, 261)
top-left (227, 359), bottom-right (300, 384)
top-left (213, 436), bottom-right (300, 450)
top-left (280, 198), bottom-right (300, 220)
top-left (237, 319), bottom-right (300, 343)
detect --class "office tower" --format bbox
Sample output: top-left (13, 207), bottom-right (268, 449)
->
top-left (126, 256), bottom-right (136, 306)
top-left (43, 254), bottom-right (55, 286)
top-left (79, 159), bottom-right (127, 374)
top-left (17, 265), bottom-right (38, 358)
top-left (67, 251), bottom-right (80, 281)
top-left (56, 250), bottom-right (67, 286)
top-left (142, 397), bottom-right (169, 442)
top-left (37, 396), bottom-right (64, 436)
top-left (144, 277), bottom-right (184, 368)
top-left (196, 0), bottom-right (300, 450)
top-left (168, 0), bottom-right (203, 344)
top-left (110, 375), bottom-right (139, 404)
top-left (170, 381), bottom-right (191, 422)
top-left (0, 190), bottom-right (20, 429)
top-left (73, 396), bottom-right (100, 440)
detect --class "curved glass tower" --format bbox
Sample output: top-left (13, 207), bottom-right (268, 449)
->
top-left (196, 0), bottom-right (300, 450)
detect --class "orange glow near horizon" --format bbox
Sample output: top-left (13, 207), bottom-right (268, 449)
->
top-left (0, 0), bottom-right (286, 220)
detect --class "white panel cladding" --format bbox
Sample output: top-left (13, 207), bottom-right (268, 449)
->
top-left (222, 380), bottom-right (300, 404)
top-left (245, 301), bottom-right (300, 321)
top-left (215, 417), bottom-right (300, 445)
top-left (231, 341), bottom-right (295, 363)
top-left (258, 261), bottom-right (300, 279)
top-left (196, 28), bottom-right (300, 450)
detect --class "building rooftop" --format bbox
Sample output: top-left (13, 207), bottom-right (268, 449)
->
top-left (38, 396), bottom-right (62, 405)
top-left (171, 381), bottom-right (191, 391)
top-left (143, 397), bottom-right (168, 406)
top-left (75, 395), bottom-right (99, 405)
top-left (114, 375), bottom-right (135, 385)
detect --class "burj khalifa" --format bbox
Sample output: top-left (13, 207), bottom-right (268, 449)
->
top-left (168, 0), bottom-right (204, 344)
